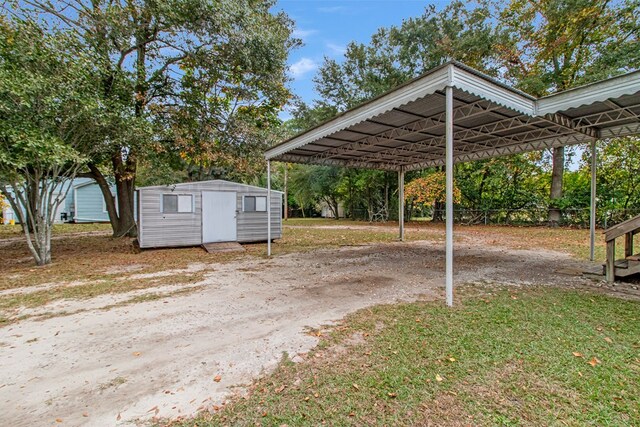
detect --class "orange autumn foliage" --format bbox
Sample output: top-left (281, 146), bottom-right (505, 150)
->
top-left (404, 172), bottom-right (461, 206)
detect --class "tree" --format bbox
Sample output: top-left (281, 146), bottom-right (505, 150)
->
top-left (295, 1), bottom-right (506, 223)
top-left (19, 0), bottom-right (297, 237)
top-left (498, 0), bottom-right (640, 226)
top-left (314, 1), bottom-right (503, 111)
top-left (405, 172), bottom-right (461, 221)
top-left (290, 166), bottom-right (342, 219)
top-left (584, 137), bottom-right (640, 224)
top-left (0, 18), bottom-right (98, 265)
top-left (162, 4), bottom-right (296, 183)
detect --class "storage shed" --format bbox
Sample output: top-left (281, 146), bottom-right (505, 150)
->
top-left (137, 180), bottom-right (283, 249)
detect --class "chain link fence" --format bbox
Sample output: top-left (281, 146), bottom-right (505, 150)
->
top-left (424, 208), bottom-right (640, 228)
top-left (287, 206), bottom-right (640, 229)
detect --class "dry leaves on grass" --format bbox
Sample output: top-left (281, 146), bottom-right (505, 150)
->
top-left (588, 357), bottom-right (601, 367)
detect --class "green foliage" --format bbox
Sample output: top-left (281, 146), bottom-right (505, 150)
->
top-left (0, 19), bottom-right (95, 178)
top-left (14, 0), bottom-right (298, 236)
top-left (578, 137), bottom-right (640, 223)
top-left (0, 17), bottom-right (100, 264)
top-left (313, 0), bottom-right (502, 111)
top-left (162, 0), bottom-right (298, 182)
top-left (289, 166), bottom-right (343, 218)
top-left (499, 0), bottom-right (640, 94)
top-left (286, 0), bottom-right (640, 226)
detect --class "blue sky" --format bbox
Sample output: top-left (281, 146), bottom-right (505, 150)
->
top-left (273, 1), bottom-right (448, 107)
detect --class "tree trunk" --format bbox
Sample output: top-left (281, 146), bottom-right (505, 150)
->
top-left (548, 146), bottom-right (564, 227)
top-left (88, 162), bottom-right (138, 238)
top-left (433, 200), bottom-right (444, 222)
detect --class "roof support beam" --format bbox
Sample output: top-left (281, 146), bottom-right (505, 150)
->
top-left (572, 101), bottom-right (640, 130)
top-left (542, 113), bottom-right (599, 138)
top-left (338, 116), bottom-right (595, 167)
top-left (405, 132), bottom-right (593, 171)
top-left (308, 99), bottom-right (498, 163)
top-left (274, 153), bottom-right (402, 171)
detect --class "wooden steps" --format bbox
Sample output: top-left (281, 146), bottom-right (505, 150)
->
top-left (609, 258), bottom-right (640, 278)
top-left (604, 214), bottom-right (640, 282)
top-left (202, 241), bottom-right (245, 253)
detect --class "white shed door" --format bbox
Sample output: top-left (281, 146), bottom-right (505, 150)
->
top-left (202, 191), bottom-right (237, 243)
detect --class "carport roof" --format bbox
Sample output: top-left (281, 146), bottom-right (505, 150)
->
top-left (266, 61), bottom-right (640, 171)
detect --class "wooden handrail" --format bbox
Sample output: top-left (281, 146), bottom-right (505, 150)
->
top-left (604, 214), bottom-right (640, 242)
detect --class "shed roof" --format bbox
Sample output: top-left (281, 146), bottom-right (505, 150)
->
top-left (266, 61), bottom-right (640, 171)
top-left (137, 179), bottom-right (284, 194)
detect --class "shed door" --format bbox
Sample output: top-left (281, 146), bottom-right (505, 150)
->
top-left (202, 191), bottom-right (237, 243)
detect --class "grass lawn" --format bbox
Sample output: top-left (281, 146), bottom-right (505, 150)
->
top-left (0, 222), bottom-right (112, 238)
top-left (168, 287), bottom-right (640, 427)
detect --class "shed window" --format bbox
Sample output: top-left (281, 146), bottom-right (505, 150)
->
top-left (244, 196), bottom-right (267, 212)
top-left (163, 194), bottom-right (193, 213)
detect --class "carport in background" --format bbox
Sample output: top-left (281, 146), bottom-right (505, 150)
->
top-left (265, 61), bottom-right (640, 306)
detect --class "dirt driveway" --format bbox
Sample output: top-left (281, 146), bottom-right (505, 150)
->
top-left (0, 237), bottom-right (598, 426)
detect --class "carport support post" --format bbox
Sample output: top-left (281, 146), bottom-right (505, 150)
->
top-left (267, 160), bottom-right (272, 257)
top-left (590, 139), bottom-right (597, 261)
top-left (398, 166), bottom-right (405, 241)
top-left (445, 85), bottom-right (454, 307)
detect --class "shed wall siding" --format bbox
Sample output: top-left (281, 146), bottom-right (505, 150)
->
top-left (75, 184), bottom-right (111, 223)
top-left (138, 181), bottom-right (282, 248)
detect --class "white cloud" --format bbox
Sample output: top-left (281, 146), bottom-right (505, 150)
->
top-left (326, 42), bottom-right (347, 56)
top-left (289, 58), bottom-right (318, 78)
top-left (292, 28), bottom-right (318, 40)
top-left (318, 6), bottom-right (346, 13)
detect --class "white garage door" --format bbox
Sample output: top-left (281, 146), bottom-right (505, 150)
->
top-left (202, 191), bottom-right (237, 243)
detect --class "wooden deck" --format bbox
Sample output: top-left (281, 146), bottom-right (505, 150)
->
top-left (202, 241), bottom-right (245, 253)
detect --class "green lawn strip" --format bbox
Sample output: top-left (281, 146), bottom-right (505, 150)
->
top-left (170, 288), bottom-right (640, 427)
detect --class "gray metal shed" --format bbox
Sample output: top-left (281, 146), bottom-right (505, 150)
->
top-left (137, 180), bottom-right (282, 249)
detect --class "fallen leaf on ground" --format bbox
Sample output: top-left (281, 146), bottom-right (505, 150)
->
top-left (55, 419), bottom-right (63, 423)
top-left (588, 357), bottom-right (601, 367)
top-left (274, 385), bottom-right (286, 393)
top-left (82, 412), bottom-right (89, 417)
top-left (352, 383), bottom-right (360, 390)
top-left (435, 374), bottom-right (444, 382)
top-left (132, 352), bottom-right (141, 357)
top-left (388, 392), bottom-right (397, 398)
top-left (213, 375), bottom-right (222, 383)
top-left (604, 337), bottom-right (613, 343)
top-left (572, 352), bottom-right (584, 357)
top-left (448, 357), bottom-right (456, 362)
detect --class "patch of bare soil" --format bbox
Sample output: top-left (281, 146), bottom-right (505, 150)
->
top-left (0, 239), bottom-right (604, 427)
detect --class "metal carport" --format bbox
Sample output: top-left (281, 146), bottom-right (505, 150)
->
top-left (264, 61), bottom-right (640, 305)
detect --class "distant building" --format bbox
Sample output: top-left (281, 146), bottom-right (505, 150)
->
top-left (1, 178), bottom-right (122, 225)
top-left (318, 201), bottom-right (345, 218)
